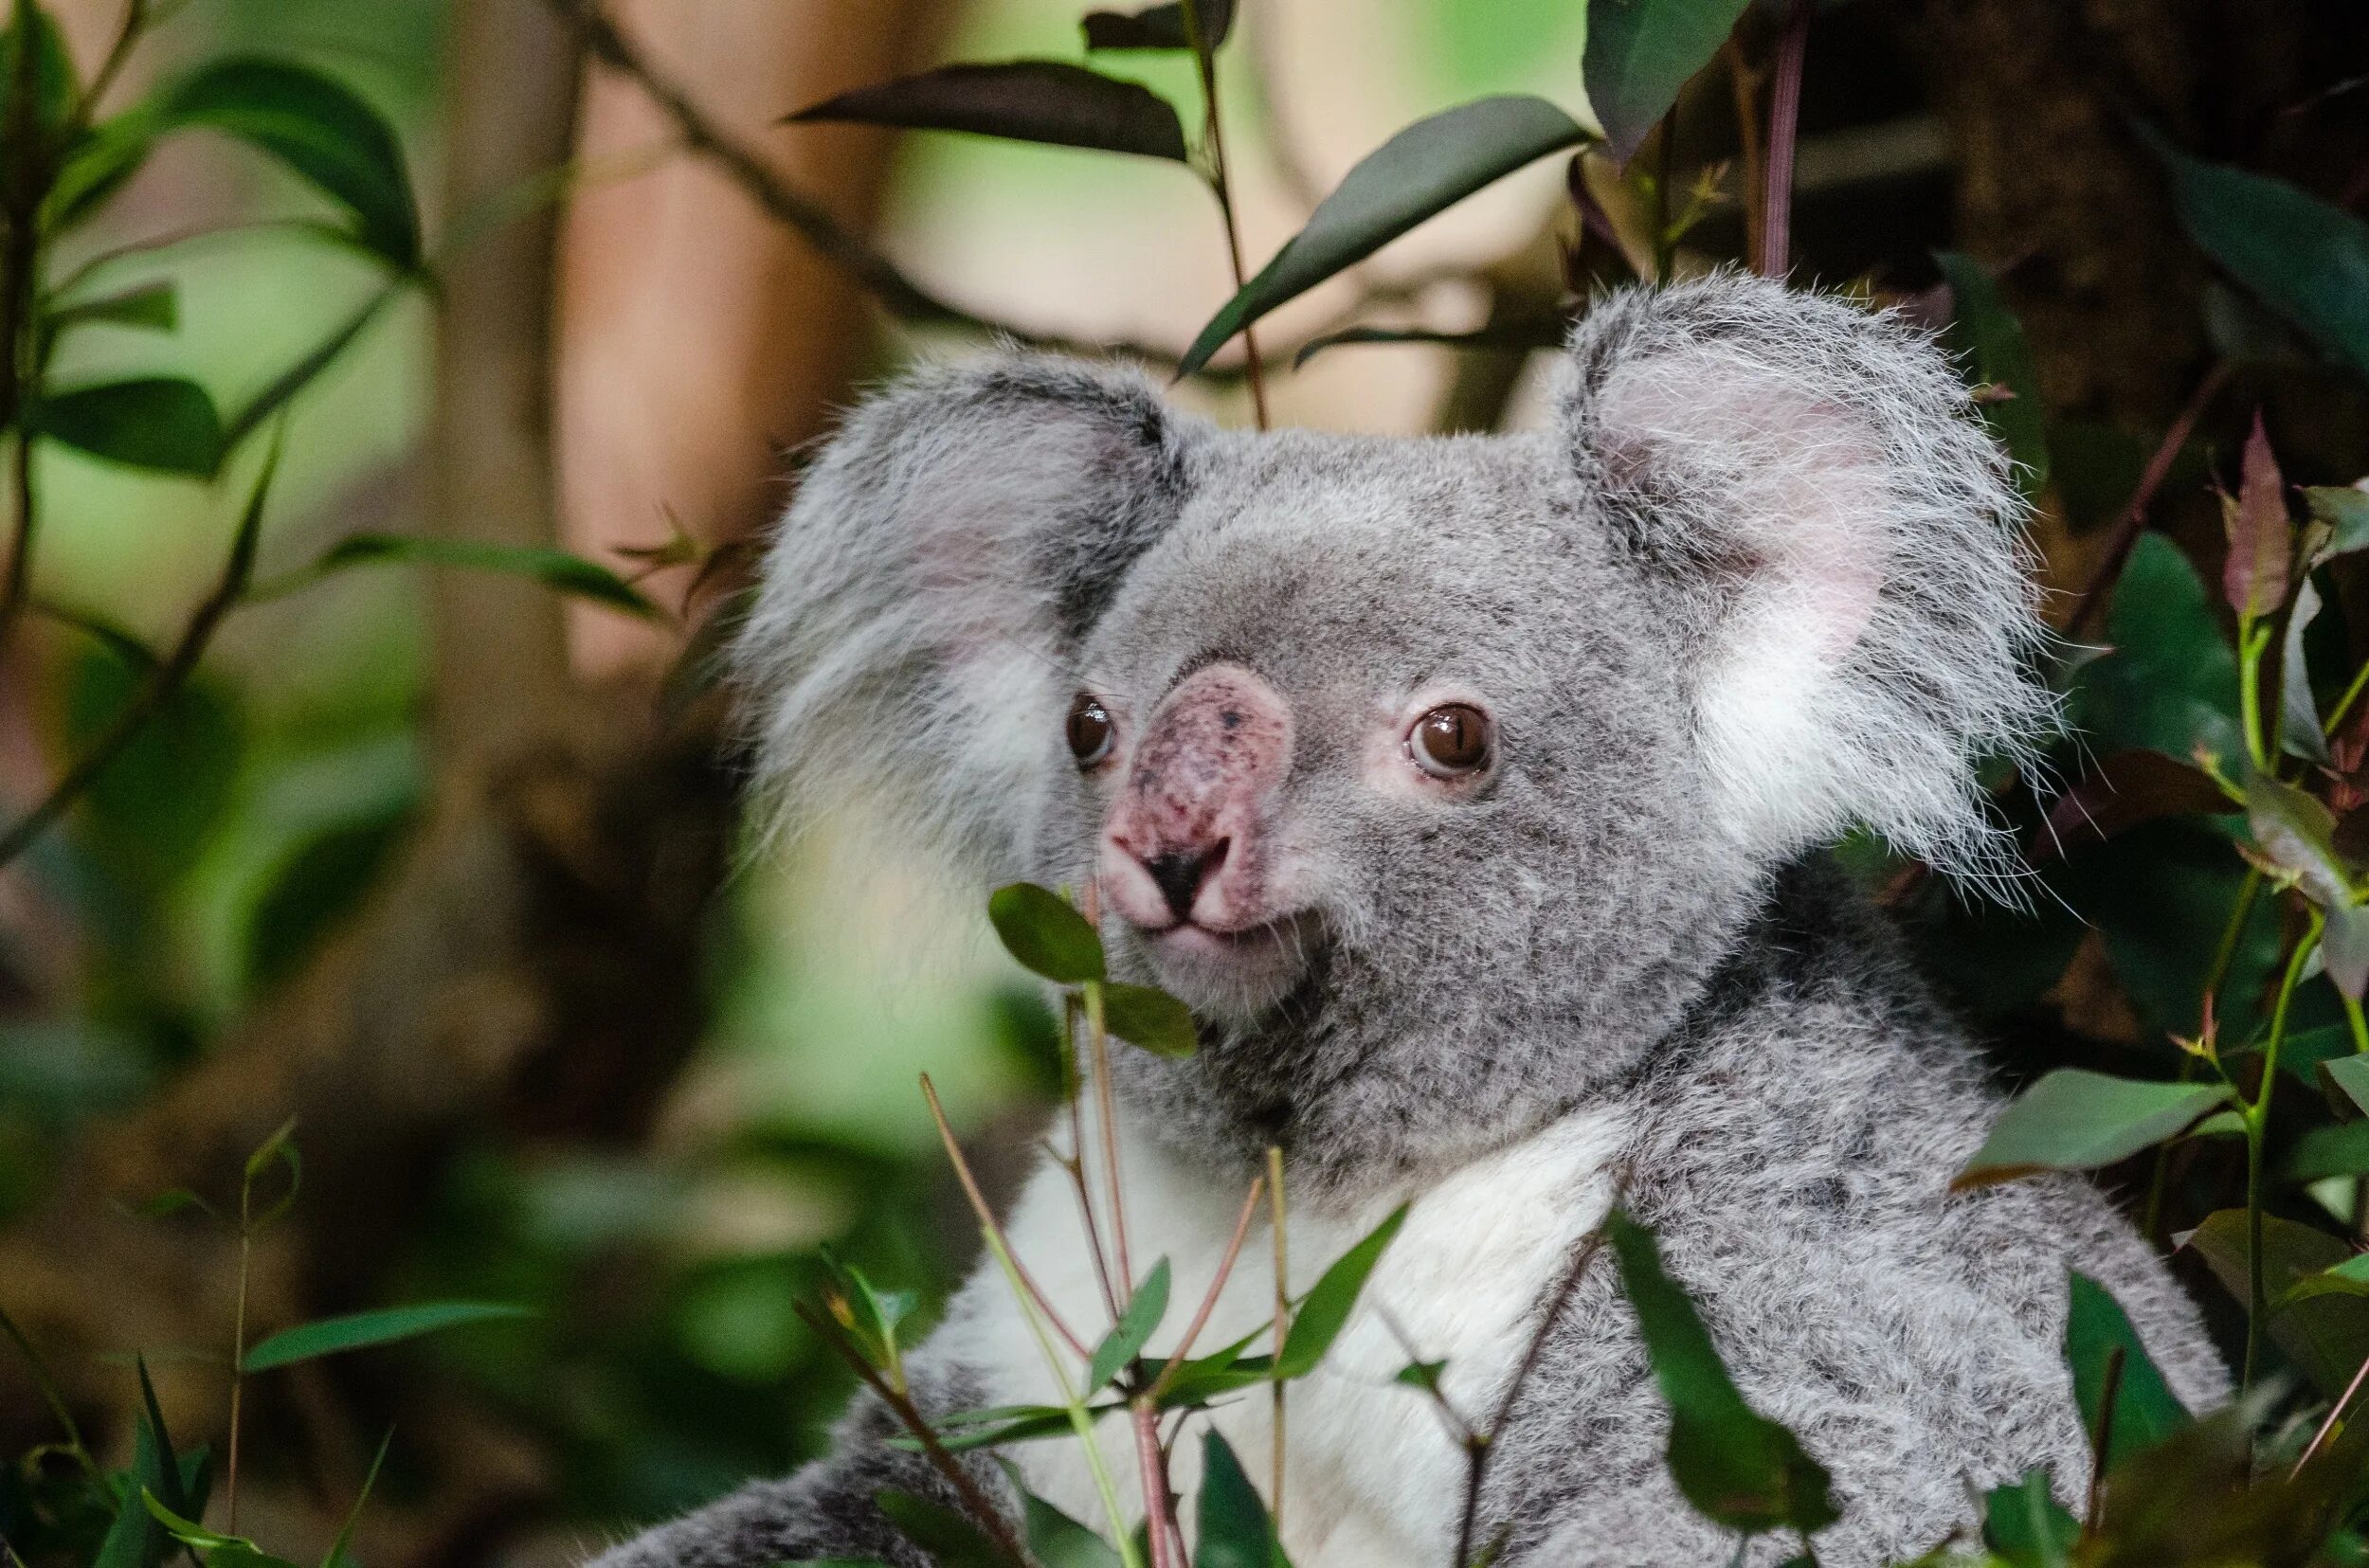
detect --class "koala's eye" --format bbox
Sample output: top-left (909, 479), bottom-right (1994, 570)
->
top-left (1067, 693), bottom-right (1115, 767)
top-left (1408, 703), bottom-right (1492, 779)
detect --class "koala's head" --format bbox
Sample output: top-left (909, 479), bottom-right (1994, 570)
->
top-left (736, 273), bottom-right (2051, 1190)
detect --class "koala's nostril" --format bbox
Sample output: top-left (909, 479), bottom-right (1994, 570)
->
top-left (1145, 839), bottom-right (1227, 922)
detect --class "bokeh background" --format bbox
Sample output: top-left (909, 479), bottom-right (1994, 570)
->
top-left (3, 1), bottom-right (2368, 1565)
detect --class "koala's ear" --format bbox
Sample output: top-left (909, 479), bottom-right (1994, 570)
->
top-left (1556, 273), bottom-right (2054, 888)
top-left (732, 354), bottom-right (1206, 877)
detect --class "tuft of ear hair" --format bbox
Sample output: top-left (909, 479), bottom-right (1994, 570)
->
top-left (1557, 271), bottom-right (2057, 896)
top-left (731, 354), bottom-right (1206, 879)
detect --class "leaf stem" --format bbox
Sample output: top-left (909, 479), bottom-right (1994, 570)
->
top-left (2239, 617), bottom-right (2274, 770)
top-left (1266, 1143), bottom-right (1288, 1531)
top-left (1756, 0), bottom-right (1811, 277)
top-left (1181, 0), bottom-right (1268, 429)
top-left (0, 1299), bottom-right (100, 1485)
top-left (921, 1076), bottom-right (1091, 1359)
top-left (2243, 909), bottom-right (2321, 1393)
top-left (1147, 1174), bottom-right (1264, 1401)
top-left (2324, 656), bottom-right (2369, 739)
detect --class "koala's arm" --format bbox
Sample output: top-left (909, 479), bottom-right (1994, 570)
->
top-left (585, 1356), bottom-right (1011, 1568)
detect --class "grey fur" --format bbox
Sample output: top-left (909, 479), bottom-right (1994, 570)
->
top-left (595, 273), bottom-right (2225, 1568)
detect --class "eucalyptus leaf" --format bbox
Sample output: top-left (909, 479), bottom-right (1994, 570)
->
top-left (242, 1300), bottom-right (530, 1373)
top-left (2065, 1271), bottom-right (2190, 1467)
top-left (1179, 96), bottom-right (1592, 377)
top-left (2186, 1209), bottom-right (2369, 1397)
top-left (1291, 320), bottom-right (1567, 369)
top-left (2281, 577), bottom-right (2331, 765)
top-left (2307, 485), bottom-right (2369, 562)
top-left (1954, 1071), bottom-right (2231, 1188)
top-left (788, 62), bottom-right (1187, 162)
top-left (1275, 1204), bottom-right (1406, 1378)
top-left (2324, 1054), bottom-right (2369, 1119)
top-left (2141, 124), bottom-right (2369, 382)
top-left (2278, 1252), bottom-right (2369, 1309)
top-left (1606, 1210), bottom-right (1838, 1537)
top-left (993, 1460), bottom-right (1124, 1568)
top-left (46, 281), bottom-right (178, 337)
top-left (988, 883), bottom-right (1106, 984)
top-left (1195, 1431), bottom-right (1287, 1568)
top-left (291, 534), bottom-right (660, 619)
top-left (1982, 1469), bottom-right (2077, 1568)
top-left (1936, 251), bottom-right (2050, 496)
top-left (1082, 0), bottom-right (1234, 51)
top-left (2221, 413), bottom-right (2290, 621)
top-left (1581, 0), bottom-right (1752, 163)
top-left (27, 378), bottom-right (222, 477)
top-left (2068, 534), bottom-right (2244, 766)
top-left (1087, 1257), bottom-right (1171, 1390)
top-left (1101, 982), bottom-right (1198, 1057)
top-left (873, 1488), bottom-right (1010, 1568)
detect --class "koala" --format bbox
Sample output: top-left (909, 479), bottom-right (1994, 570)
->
top-left (595, 273), bottom-right (2228, 1568)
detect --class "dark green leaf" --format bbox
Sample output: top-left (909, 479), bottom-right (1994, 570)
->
top-left (27, 379), bottom-right (221, 476)
top-left (2243, 768), bottom-right (2369, 999)
top-left (154, 58), bottom-right (420, 267)
top-left (2308, 485), bottom-right (2369, 561)
top-left (1179, 96), bottom-right (1592, 377)
top-left (2068, 534), bottom-right (2245, 766)
top-left (873, 1488), bottom-right (1009, 1568)
top-left (244, 806), bottom-right (416, 991)
top-left (46, 281), bottom-right (178, 337)
top-left (1290, 320), bottom-right (1566, 369)
top-left (2141, 126), bottom-right (2369, 382)
top-left (242, 1301), bottom-right (530, 1373)
top-left (1982, 1468), bottom-right (2077, 1568)
top-left (1195, 1431), bottom-right (1286, 1568)
top-left (1101, 982), bottom-right (1198, 1057)
top-left (1953, 1071), bottom-right (2230, 1188)
top-left (788, 62), bottom-right (1187, 161)
top-left (1936, 251), bottom-right (2050, 496)
top-left (2281, 577), bottom-right (2330, 765)
top-left (1393, 1358), bottom-right (1448, 1392)
top-left (993, 1460), bottom-right (1123, 1568)
top-left (222, 285), bottom-right (401, 453)
top-left (2066, 819), bottom-right (2279, 1044)
top-left (2187, 1209), bottom-right (2369, 1397)
top-left (896, 1404), bottom-right (1086, 1453)
top-left (66, 655), bottom-right (242, 893)
top-left (1082, 0), bottom-right (1233, 51)
top-left (988, 882), bottom-right (1106, 984)
top-left (1606, 1210), bottom-right (1838, 1536)
top-left (1582, 0), bottom-right (1753, 163)
top-left (1276, 1205), bottom-right (1406, 1379)
top-left (297, 534), bottom-right (661, 619)
top-left (2278, 1253), bottom-right (2369, 1309)
top-left (2324, 1054), bottom-right (2369, 1118)
top-left (2065, 1272), bottom-right (2190, 1468)
top-left (2289, 1122), bottom-right (2369, 1183)
top-left (0, 2), bottom-right (77, 148)
top-left (1087, 1257), bottom-right (1171, 1390)
top-left (323, 1431), bottom-right (392, 1568)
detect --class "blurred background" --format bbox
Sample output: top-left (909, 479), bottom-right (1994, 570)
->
top-left (1, 1), bottom-right (2367, 1564)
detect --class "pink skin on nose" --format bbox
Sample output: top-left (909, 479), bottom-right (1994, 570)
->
top-left (1097, 664), bottom-right (1293, 934)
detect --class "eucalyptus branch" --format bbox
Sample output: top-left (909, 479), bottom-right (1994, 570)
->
top-left (921, 1076), bottom-right (1092, 1361)
top-left (1756, 0), bottom-right (1811, 277)
top-left (2291, 1350), bottom-right (2369, 1478)
top-left (1266, 1143), bottom-right (1289, 1528)
top-left (2242, 910), bottom-right (2322, 1393)
top-left (0, 433), bottom-right (280, 871)
top-left (1, 0), bottom-right (48, 662)
top-left (78, 0), bottom-right (151, 125)
top-left (0, 1299), bottom-right (101, 1486)
top-left (1181, 0), bottom-right (1268, 428)
top-left (2065, 362), bottom-right (2233, 640)
top-left (1146, 1174), bottom-right (1265, 1401)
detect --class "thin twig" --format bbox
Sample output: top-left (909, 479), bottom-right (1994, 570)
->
top-left (1147, 1174), bottom-right (1265, 1400)
top-left (2083, 1345), bottom-right (2126, 1535)
top-left (0, 1), bottom-right (47, 663)
top-left (1060, 990), bottom-right (1125, 1323)
top-left (920, 1078), bottom-right (1093, 1361)
top-left (78, 0), bottom-right (151, 124)
top-left (1132, 1399), bottom-right (1182, 1568)
top-left (544, 0), bottom-right (1184, 369)
top-left (2064, 362), bottom-right (2233, 640)
top-left (2292, 1351), bottom-right (2369, 1479)
top-left (1266, 1144), bottom-right (1289, 1530)
top-left (1085, 982), bottom-right (1134, 1292)
top-left (1182, 0), bottom-right (1268, 428)
top-left (1757, 0), bottom-right (1810, 278)
top-left (0, 1301), bottom-right (100, 1484)
top-left (795, 1300), bottom-right (1031, 1568)
top-left (1455, 1195), bottom-right (1620, 1568)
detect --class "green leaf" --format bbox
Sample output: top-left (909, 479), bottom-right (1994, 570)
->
top-left (1605, 1210), bottom-right (1838, 1536)
top-left (2242, 768), bottom-right (2369, 999)
top-left (2280, 576), bottom-right (2330, 766)
top-left (1935, 251), bottom-right (2050, 496)
top-left (0, 2), bottom-right (77, 149)
top-left (2065, 1272), bottom-right (2190, 1468)
top-left (2066, 820), bottom-right (2279, 1044)
top-left (1194, 1431), bottom-right (1287, 1568)
top-left (1275, 1204), bottom-right (1406, 1379)
top-left (2324, 1054), bottom-right (2369, 1118)
top-left (2141, 125), bottom-right (2369, 382)
top-left (2307, 485), bottom-right (2369, 561)
top-left (244, 806), bottom-right (417, 992)
top-left (873, 1488), bottom-right (1009, 1568)
top-left (787, 62), bottom-right (1187, 162)
top-left (222, 285), bottom-right (402, 453)
top-left (1290, 320), bottom-right (1566, 369)
top-left (241, 1114), bottom-right (300, 1232)
top-left (2278, 1252), bottom-right (2369, 1309)
top-left (1178, 96), bottom-right (1592, 377)
top-left (992, 1460), bottom-right (1124, 1568)
top-left (93, 1393), bottom-right (169, 1568)
top-left (154, 58), bottom-right (421, 267)
top-left (46, 280), bottom-right (178, 337)
top-left (294, 535), bottom-right (661, 619)
top-left (897, 1403), bottom-right (1089, 1453)
top-left (27, 378), bottom-right (222, 476)
top-left (2069, 534), bottom-right (2245, 766)
top-left (1953, 1071), bottom-right (2231, 1188)
top-left (322, 1432), bottom-right (392, 1568)
top-left (241, 1300), bottom-right (530, 1373)
top-left (1082, 0), bottom-right (1234, 51)
top-left (988, 882), bottom-right (1106, 984)
top-left (1981, 1468), bottom-right (2077, 1568)
top-left (2187, 1208), bottom-right (2369, 1397)
top-left (1101, 982), bottom-right (1198, 1057)
top-left (1087, 1257), bottom-right (1171, 1391)
top-left (1582, 0), bottom-right (1753, 163)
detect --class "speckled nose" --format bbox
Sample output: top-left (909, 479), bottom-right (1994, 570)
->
top-left (1097, 664), bottom-right (1293, 931)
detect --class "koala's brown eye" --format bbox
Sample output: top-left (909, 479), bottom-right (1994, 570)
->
top-left (1067, 694), bottom-right (1115, 767)
top-left (1409, 703), bottom-right (1492, 779)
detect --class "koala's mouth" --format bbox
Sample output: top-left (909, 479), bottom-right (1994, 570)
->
top-left (1136, 908), bottom-right (1324, 1021)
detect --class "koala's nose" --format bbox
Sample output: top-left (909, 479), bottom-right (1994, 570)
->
top-left (1145, 840), bottom-right (1229, 921)
top-left (1097, 663), bottom-right (1292, 933)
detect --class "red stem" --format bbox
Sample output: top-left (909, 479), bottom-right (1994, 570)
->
top-left (1757, 0), bottom-right (1811, 277)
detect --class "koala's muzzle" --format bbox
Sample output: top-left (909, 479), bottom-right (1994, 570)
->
top-left (1097, 663), bottom-right (1293, 936)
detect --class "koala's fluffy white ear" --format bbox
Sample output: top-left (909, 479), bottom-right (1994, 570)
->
top-left (732, 354), bottom-right (1205, 878)
top-left (1557, 272), bottom-right (2055, 890)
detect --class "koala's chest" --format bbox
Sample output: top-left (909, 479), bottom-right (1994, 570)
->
top-left (931, 1107), bottom-right (1628, 1568)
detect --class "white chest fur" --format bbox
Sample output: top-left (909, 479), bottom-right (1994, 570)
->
top-left (928, 1103), bottom-right (1627, 1567)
